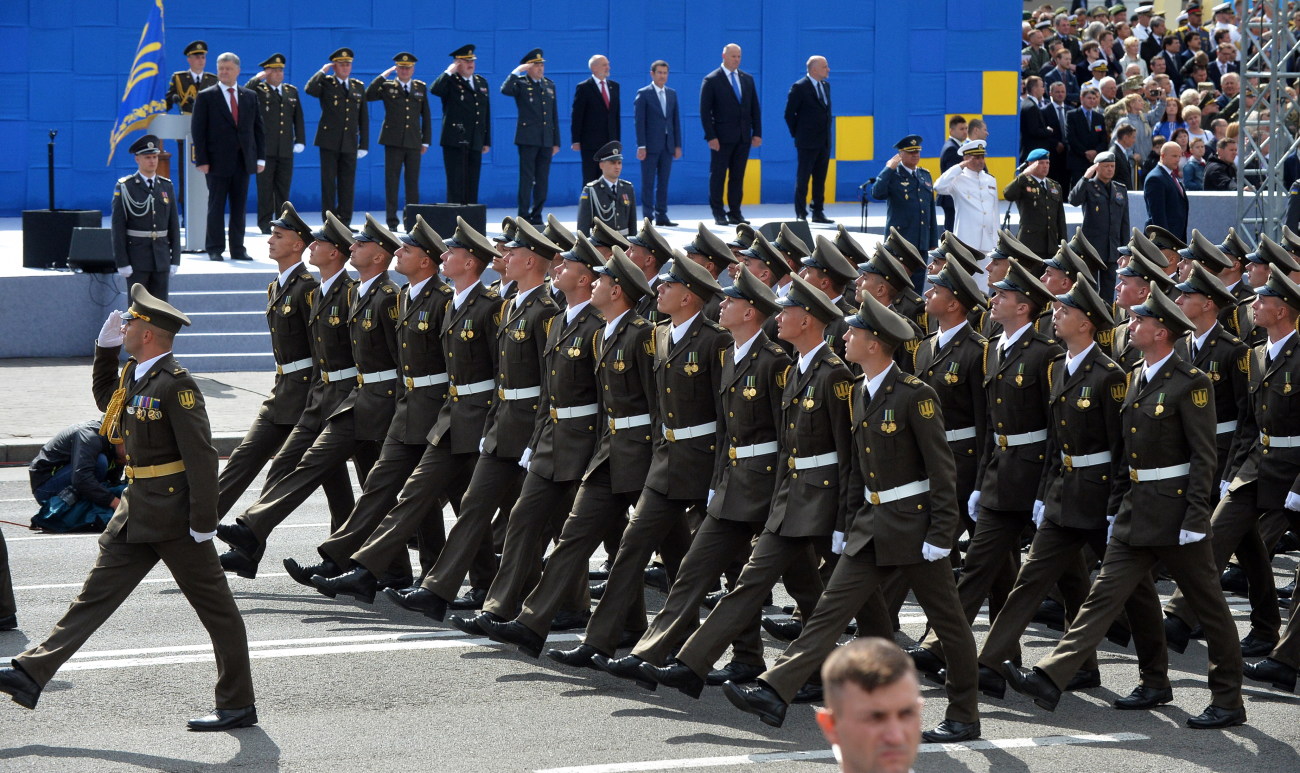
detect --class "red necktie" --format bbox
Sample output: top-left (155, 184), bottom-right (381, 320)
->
top-left (599, 80), bottom-right (609, 109)
top-left (228, 87), bottom-right (239, 125)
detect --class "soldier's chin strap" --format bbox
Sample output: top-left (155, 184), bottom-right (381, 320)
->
top-left (99, 362), bottom-right (133, 446)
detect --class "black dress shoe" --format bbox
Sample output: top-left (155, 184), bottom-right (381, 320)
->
top-left (551, 608), bottom-right (592, 631)
top-left (978, 665), bottom-right (1006, 699)
top-left (655, 219), bottom-right (679, 227)
top-left (219, 549), bottom-right (261, 579)
top-left (792, 681), bottom-right (823, 703)
top-left (312, 567), bottom-right (378, 603)
top-left (1164, 614), bottom-right (1193, 654)
top-left (644, 565), bottom-right (670, 592)
top-left (1186, 704), bottom-right (1246, 729)
top-left (1033, 598), bottom-right (1067, 631)
top-left (381, 587), bottom-right (448, 621)
top-left (448, 587), bottom-right (487, 610)
top-left (707, 661), bottom-right (764, 686)
top-left (283, 557), bottom-right (340, 588)
top-left (702, 589), bottom-right (725, 609)
top-left (480, 618), bottom-right (546, 659)
top-left (1189, 624), bottom-right (1205, 640)
top-left (810, 214), bottom-right (835, 225)
top-left (0, 615), bottom-right (15, 631)
top-left (546, 643), bottom-right (604, 671)
top-left (713, 216), bottom-right (729, 227)
top-left (1220, 564), bottom-right (1249, 596)
top-left (727, 212), bottom-right (750, 225)
top-left (1279, 579), bottom-right (1295, 600)
top-left (589, 581), bottom-right (607, 599)
top-left (1065, 668), bottom-right (1102, 691)
top-left (187, 705), bottom-right (257, 731)
top-left (1113, 684), bottom-right (1173, 709)
top-left (1241, 632), bottom-right (1279, 658)
top-left (922, 719), bottom-right (981, 743)
top-left (229, 252), bottom-right (253, 261)
top-left (0, 665), bottom-right (41, 709)
top-left (722, 680), bottom-right (786, 727)
top-left (761, 616), bottom-right (803, 642)
top-left (216, 522), bottom-right (261, 559)
top-left (208, 252), bottom-right (224, 261)
top-left (1003, 663), bottom-right (1061, 711)
top-left (589, 560), bottom-right (611, 580)
top-left (905, 646), bottom-right (945, 677)
top-left (1243, 657), bottom-right (1297, 693)
top-left (592, 654), bottom-right (657, 690)
top-left (640, 660), bottom-right (705, 698)
top-left (450, 611), bottom-right (502, 636)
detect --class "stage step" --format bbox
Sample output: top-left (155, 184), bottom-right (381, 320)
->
top-left (177, 352), bottom-right (277, 372)
top-left (168, 271), bottom-right (280, 372)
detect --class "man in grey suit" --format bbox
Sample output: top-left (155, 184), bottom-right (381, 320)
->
top-left (501, 49), bottom-right (560, 226)
top-left (634, 60), bottom-right (682, 227)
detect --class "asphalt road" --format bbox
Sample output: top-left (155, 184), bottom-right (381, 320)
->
top-left (0, 463), bottom-right (1297, 773)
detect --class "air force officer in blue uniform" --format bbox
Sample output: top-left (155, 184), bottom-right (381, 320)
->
top-left (872, 135), bottom-right (940, 289)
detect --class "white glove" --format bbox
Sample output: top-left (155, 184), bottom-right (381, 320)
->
top-left (831, 530), bottom-right (846, 555)
top-left (446, 62), bottom-right (458, 75)
top-left (1220, 480), bottom-right (1230, 499)
top-left (293, 143), bottom-right (305, 154)
top-left (921, 542), bottom-right (951, 562)
top-left (967, 491), bottom-right (981, 521)
top-left (512, 64), bottom-right (529, 76)
top-left (169, 265), bottom-right (178, 276)
top-left (707, 489), bottom-right (716, 505)
top-left (117, 266), bottom-right (133, 278)
top-left (518, 447), bottom-right (533, 470)
top-left (189, 528), bottom-right (216, 543)
top-left (1286, 491), bottom-right (1300, 512)
top-left (97, 310), bottom-right (125, 347)
top-left (1106, 514), bottom-right (1116, 543)
top-left (357, 149), bottom-right (368, 159)
top-left (1032, 500), bottom-right (1045, 528)
top-left (1178, 529), bottom-right (1207, 545)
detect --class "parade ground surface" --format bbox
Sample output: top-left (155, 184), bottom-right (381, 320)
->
top-left (1, 203), bottom-right (1298, 772)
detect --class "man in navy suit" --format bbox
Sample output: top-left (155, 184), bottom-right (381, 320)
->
top-left (1043, 49), bottom-right (1080, 107)
top-left (572, 55), bottom-right (621, 186)
top-left (1040, 81), bottom-right (1072, 190)
top-left (634, 60), bottom-right (682, 227)
top-left (784, 55), bottom-right (834, 224)
top-left (700, 43), bottom-right (762, 226)
top-left (192, 52), bottom-right (265, 262)
top-left (1143, 141), bottom-right (1189, 240)
top-left (1020, 76), bottom-right (1053, 163)
top-left (1065, 87), bottom-right (1110, 187)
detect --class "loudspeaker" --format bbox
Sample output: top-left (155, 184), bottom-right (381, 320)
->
top-left (22, 209), bottom-right (102, 268)
top-left (68, 227), bottom-right (116, 273)
top-left (757, 219), bottom-right (814, 248)
top-left (404, 203), bottom-right (487, 237)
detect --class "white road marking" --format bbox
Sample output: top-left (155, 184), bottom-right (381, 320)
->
top-left (534, 733), bottom-right (1151, 772)
top-left (3, 521), bottom-right (332, 543)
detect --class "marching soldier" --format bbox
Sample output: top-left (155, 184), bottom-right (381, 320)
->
top-left (1004, 148), bottom-right (1067, 260)
top-left (800, 236), bottom-right (860, 357)
top-left (854, 244), bottom-right (924, 372)
top-left (431, 45), bottom-right (491, 204)
top-left (305, 48), bottom-right (368, 226)
top-left (576, 141), bottom-right (637, 236)
top-left (111, 135), bottom-right (180, 300)
top-left (682, 224), bottom-right (736, 322)
top-left (245, 54), bottom-right (306, 234)
top-left (166, 40), bottom-right (219, 114)
top-left (773, 224), bottom-right (813, 291)
top-left (625, 219), bottom-right (677, 324)
top-left (501, 49), bottom-right (560, 226)
top-left (367, 52), bottom-right (433, 231)
top-left (871, 135), bottom-right (939, 287)
top-left (1214, 228), bottom-right (1259, 345)
top-left (1112, 235), bottom-right (1177, 371)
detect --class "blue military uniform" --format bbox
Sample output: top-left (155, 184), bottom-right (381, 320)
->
top-left (872, 135), bottom-right (940, 289)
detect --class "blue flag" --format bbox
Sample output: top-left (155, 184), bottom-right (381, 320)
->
top-left (107, 0), bottom-right (167, 163)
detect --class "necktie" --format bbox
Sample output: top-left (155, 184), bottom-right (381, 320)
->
top-left (145, 178), bottom-right (153, 192)
top-left (228, 87), bottom-right (239, 124)
top-left (817, 80), bottom-right (826, 105)
top-left (730, 70), bottom-right (742, 101)
top-left (1058, 106), bottom-right (1066, 136)
top-left (1266, 350), bottom-right (1275, 369)
top-left (658, 87), bottom-right (667, 117)
top-left (599, 79), bottom-right (609, 108)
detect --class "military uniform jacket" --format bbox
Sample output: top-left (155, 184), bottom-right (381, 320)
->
top-left (823, 295), bottom-right (856, 364)
top-left (576, 178), bottom-right (637, 236)
top-left (977, 328), bottom-right (1063, 511)
top-left (92, 346), bottom-right (219, 541)
top-left (166, 70), bottom-right (218, 114)
top-left (1227, 333), bottom-right (1300, 510)
top-left (1221, 280), bottom-right (1261, 346)
top-left (366, 76), bottom-right (433, 149)
top-left (645, 314), bottom-right (734, 500)
top-left (1113, 355), bottom-right (1216, 546)
top-left (527, 302), bottom-right (605, 482)
top-left (1178, 324), bottom-right (1250, 480)
top-left (1040, 346), bottom-right (1129, 528)
top-left (330, 274), bottom-right (400, 442)
top-left (870, 165), bottom-right (940, 251)
top-left (844, 366), bottom-right (958, 563)
top-left (500, 73), bottom-right (560, 147)
top-left (303, 273), bottom-right (360, 431)
top-left (388, 277), bottom-right (455, 445)
top-left (430, 71), bottom-right (492, 149)
top-left (586, 311), bottom-right (658, 494)
top-left (913, 321), bottom-right (989, 472)
top-left (263, 266), bottom-right (319, 425)
top-left (634, 279), bottom-right (666, 325)
top-left (246, 79), bottom-right (306, 157)
top-left (305, 71), bottom-right (369, 153)
top-left (1067, 176), bottom-right (1129, 266)
top-left (481, 285), bottom-right (562, 459)
top-left (708, 333), bottom-right (791, 523)
top-left (430, 282), bottom-right (505, 453)
top-left (1110, 321), bottom-right (1143, 371)
top-left (1003, 174), bottom-right (1067, 258)
top-left (765, 344), bottom-right (854, 538)
top-left (111, 173), bottom-right (181, 272)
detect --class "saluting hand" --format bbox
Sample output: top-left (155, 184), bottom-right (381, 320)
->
top-left (383, 66), bottom-right (397, 78)
top-left (97, 310), bottom-right (125, 347)
top-left (885, 153), bottom-right (902, 170)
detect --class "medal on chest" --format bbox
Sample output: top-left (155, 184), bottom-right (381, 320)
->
top-left (881, 408), bottom-right (897, 434)
top-left (566, 336), bottom-right (584, 358)
top-left (742, 375), bottom-right (758, 400)
top-left (460, 319), bottom-right (475, 340)
top-left (1155, 392), bottom-right (1166, 415)
top-left (510, 319), bottom-right (528, 341)
top-left (1015, 362), bottom-right (1025, 386)
top-left (328, 305), bottom-right (341, 326)
top-left (802, 385), bottom-right (816, 410)
top-left (1077, 385), bottom-right (1092, 409)
top-left (362, 308), bottom-right (374, 331)
top-left (416, 310), bottom-right (430, 331)
top-left (943, 362), bottom-right (960, 384)
top-left (612, 347), bottom-right (627, 372)
top-left (683, 351), bottom-right (700, 375)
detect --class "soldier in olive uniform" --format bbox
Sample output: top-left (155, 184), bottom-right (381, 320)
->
top-left (1006, 290), bottom-right (1244, 731)
top-left (1215, 228), bottom-right (1259, 345)
top-left (501, 49), bottom-right (560, 225)
top-left (577, 141), bottom-right (637, 237)
top-left (739, 231), bottom-right (794, 346)
top-left (1112, 235), bottom-right (1178, 371)
top-left (305, 48), bottom-right (368, 226)
top-left (0, 286), bottom-right (255, 730)
top-left (801, 236), bottom-right (861, 359)
top-left (681, 224), bottom-right (736, 322)
top-left (367, 52), bottom-right (433, 231)
top-left (431, 45), bottom-right (491, 204)
top-left (166, 40), bottom-right (218, 114)
top-left (626, 219), bottom-right (677, 325)
top-left (1004, 148), bottom-right (1067, 260)
top-left (854, 244), bottom-right (924, 374)
top-left (245, 54), bottom-right (306, 234)
top-left (871, 135), bottom-right (940, 288)
top-left (111, 135), bottom-right (180, 300)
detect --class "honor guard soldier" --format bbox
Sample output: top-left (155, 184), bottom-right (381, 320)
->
top-left (0, 286), bottom-right (256, 730)
top-left (245, 54), bottom-right (306, 234)
top-left (773, 223), bottom-right (813, 289)
top-left (741, 231), bottom-right (795, 347)
top-left (577, 141), bottom-right (637, 237)
top-left (1112, 233), bottom-right (1178, 371)
top-left (882, 228), bottom-right (931, 331)
top-left (872, 135), bottom-right (940, 289)
top-left (306, 48), bottom-right (368, 226)
top-left (1038, 240), bottom-right (1095, 335)
top-left (431, 45), bottom-right (491, 204)
top-left (726, 223), bottom-right (757, 266)
top-left (166, 40), bottom-right (218, 114)
top-left (854, 244), bottom-right (924, 372)
top-left (501, 49), bottom-right (560, 226)
top-left (1216, 228), bottom-right (1259, 344)
top-left (682, 223), bottom-right (737, 322)
top-left (111, 135), bottom-right (180, 300)
top-left (368, 52), bottom-right (433, 231)
top-left (1006, 290), bottom-right (1246, 731)
top-left (589, 218), bottom-right (632, 258)
top-left (1144, 225), bottom-right (1186, 286)
top-left (1004, 148), bottom-right (1067, 260)
top-left (625, 219), bottom-right (678, 324)
top-left (801, 236), bottom-right (862, 357)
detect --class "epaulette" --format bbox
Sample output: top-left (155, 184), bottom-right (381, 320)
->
top-left (382, 284), bottom-right (396, 294)
top-left (171, 365), bottom-right (188, 376)
top-left (1103, 360), bottom-right (1117, 370)
top-left (901, 373), bottom-right (923, 386)
top-left (157, 175), bottom-right (171, 183)
top-left (704, 319), bottom-right (728, 335)
top-left (118, 175), bottom-right (133, 183)
top-left (483, 287), bottom-right (501, 299)
top-left (763, 340), bottom-right (786, 357)
top-left (631, 317), bottom-right (650, 328)
top-left (825, 353), bottom-right (846, 368)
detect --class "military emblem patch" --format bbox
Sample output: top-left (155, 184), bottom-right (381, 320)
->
top-left (917, 399), bottom-right (936, 419)
top-left (1192, 388), bottom-right (1209, 408)
top-left (834, 381), bottom-right (853, 401)
top-left (1110, 383), bottom-right (1126, 402)
top-left (178, 390), bottom-right (196, 410)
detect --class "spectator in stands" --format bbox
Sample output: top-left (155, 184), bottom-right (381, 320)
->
top-left (1155, 34), bottom-right (1184, 93)
top-left (1042, 81), bottom-right (1073, 188)
top-left (1045, 48), bottom-right (1081, 106)
top-left (1024, 29), bottom-right (1051, 77)
top-left (1216, 72), bottom-right (1240, 111)
top-left (1021, 76), bottom-right (1053, 162)
top-left (1099, 76), bottom-right (1119, 107)
top-left (1076, 40), bottom-right (1107, 84)
top-left (1208, 42), bottom-right (1240, 90)
top-left (1204, 135), bottom-right (1240, 191)
top-left (1144, 140), bottom-right (1190, 240)
top-left (1111, 122), bottom-right (1138, 189)
top-left (1182, 137), bottom-right (1208, 191)
top-left (1169, 127), bottom-right (1191, 158)
top-left (1067, 86), bottom-right (1110, 188)
top-left (1179, 27), bottom-right (1205, 70)
top-left (1154, 96), bottom-right (1186, 139)
top-left (1140, 16), bottom-right (1167, 61)
top-left (1114, 92), bottom-right (1160, 173)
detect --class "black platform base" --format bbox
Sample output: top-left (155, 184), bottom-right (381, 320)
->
top-left (22, 209), bottom-right (102, 269)
top-left (68, 227), bottom-right (116, 273)
top-left (404, 203), bottom-right (487, 238)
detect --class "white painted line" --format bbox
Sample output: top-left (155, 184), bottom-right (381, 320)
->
top-left (15, 573), bottom-right (290, 591)
top-left (4, 521), bottom-right (331, 543)
top-left (534, 733), bottom-right (1150, 773)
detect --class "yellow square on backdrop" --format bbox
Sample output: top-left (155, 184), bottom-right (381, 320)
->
top-left (825, 159), bottom-right (837, 205)
top-left (945, 113), bottom-right (982, 139)
top-left (916, 157), bottom-right (941, 181)
top-left (985, 156), bottom-right (1017, 200)
top-left (836, 116), bottom-right (874, 161)
top-left (743, 158), bottom-right (762, 206)
top-left (983, 71), bottom-right (1020, 115)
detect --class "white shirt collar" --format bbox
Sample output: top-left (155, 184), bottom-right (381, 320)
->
top-left (1066, 341), bottom-right (1096, 375)
top-left (865, 362), bottom-right (897, 398)
top-left (133, 351), bottom-right (172, 381)
top-left (565, 299), bottom-right (591, 324)
top-left (513, 283), bottom-right (541, 309)
top-left (190, 71), bottom-right (204, 81)
top-left (1192, 324), bottom-right (1217, 353)
top-left (1000, 323), bottom-right (1031, 351)
top-left (603, 309), bottom-right (629, 341)
top-left (453, 279), bottom-right (481, 309)
top-left (357, 274), bottom-right (380, 297)
top-left (138, 172), bottom-right (156, 184)
top-left (1141, 349), bottom-right (1175, 381)
top-left (721, 64), bottom-right (738, 76)
top-left (1268, 330), bottom-right (1296, 360)
top-left (407, 276), bottom-right (432, 298)
top-left (318, 268), bottom-right (346, 296)
top-left (670, 311), bottom-right (702, 344)
top-left (276, 263), bottom-right (301, 288)
top-left (798, 340), bottom-right (827, 373)
top-left (937, 319), bottom-right (968, 348)
top-left (733, 331), bottom-right (760, 361)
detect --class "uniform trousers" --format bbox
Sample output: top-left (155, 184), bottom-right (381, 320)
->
top-left (517, 145), bottom-right (552, 221)
top-left (15, 528), bottom-right (255, 709)
top-left (640, 150), bottom-right (673, 221)
top-left (0, 529), bottom-right (14, 618)
top-left (480, 473), bottom-right (581, 619)
top-left (255, 155), bottom-right (293, 233)
top-left (319, 149), bottom-right (357, 226)
top-left (131, 269), bottom-right (170, 301)
top-left (383, 146), bottom-right (421, 229)
top-left (708, 141), bottom-right (750, 218)
top-left (1038, 539), bottom-right (1241, 707)
top-left (1269, 565), bottom-right (1300, 668)
top-left (793, 145), bottom-right (830, 218)
top-left (760, 545), bottom-right (979, 723)
top-left (444, 146), bottom-right (482, 204)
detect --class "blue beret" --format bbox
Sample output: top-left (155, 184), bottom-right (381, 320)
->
top-left (1026, 148), bottom-right (1050, 162)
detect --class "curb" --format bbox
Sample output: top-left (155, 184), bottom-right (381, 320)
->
top-left (0, 433), bottom-right (246, 467)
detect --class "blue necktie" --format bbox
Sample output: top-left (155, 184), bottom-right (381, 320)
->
top-left (729, 70), bottom-right (742, 101)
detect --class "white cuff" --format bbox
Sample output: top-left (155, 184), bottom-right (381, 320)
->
top-left (189, 528), bottom-right (217, 543)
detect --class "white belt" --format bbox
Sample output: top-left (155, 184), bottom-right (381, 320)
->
top-left (322, 366), bottom-right (358, 383)
top-left (1129, 463), bottom-right (1191, 482)
top-left (866, 479), bottom-right (930, 505)
top-left (125, 228), bottom-right (165, 239)
top-left (275, 357), bottom-right (312, 375)
top-left (1262, 433), bottom-right (1300, 448)
top-left (789, 451), bottom-right (839, 470)
top-left (996, 429), bottom-right (1048, 449)
top-left (609, 413), bottom-right (651, 431)
top-left (730, 441), bottom-right (780, 460)
top-left (1215, 420), bottom-right (1237, 435)
top-left (663, 421), bottom-right (717, 441)
top-left (405, 372), bottom-right (449, 389)
top-left (449, 379), bottom-right (494, 396)
top-left (945, 426), bottom-right (977, 443)
top-left (499, 386), bottom-right (542, 400)
top-left (1062, 451), bottom-right (1111, 470)
top-left (359, 369), bottom-right (398, 384)
top-left (551, 403), bottom-right (599, 419)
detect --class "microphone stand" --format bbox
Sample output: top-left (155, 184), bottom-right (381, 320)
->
top-left (47, 130), bottom-right (57, 210)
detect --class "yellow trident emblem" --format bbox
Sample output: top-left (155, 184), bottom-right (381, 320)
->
top-left (834, 381), bottom-right (853, 401)
top-left (1110, 383), bottom-right (1127, 402)
top-left (917, 399), bottom-right (936, 419)
top-left (178, 390), bottom-right (197, 410)
top-left (1191, 388), bottom-right (1209, 408)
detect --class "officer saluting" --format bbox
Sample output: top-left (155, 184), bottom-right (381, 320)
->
top-left (367, 52), bottom-right (433, 231)
top-left (577, 141), bottom-right (637, 237)
top-left (245, 54), bottom-right (306, 234)
top-left (430, 45), bottom-right (491, 204)
top-left (501, 48), bottom-right (560, 225)
top-left (872, 135), bottom-right (940, 289)
top-left (111, 135), bottom-right (180, 300)
top-left (305, 47), bottom-right (369, 226)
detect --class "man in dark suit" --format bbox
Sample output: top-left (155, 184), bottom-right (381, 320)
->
top-left (430, 45), bottom-right (491, 204)
top-left (634, 60), bottom-right (682, 227)
top-left (1066, 87), bottom-right (1110, 187)
top-left (191, 52), bottom-right (265, 262)
top-left (1207, 42), bottom-right (1240, 90)
top-left (244, 54), bottom-right (305, 234)
top-left (1043, 49), bottom-right (1080, 107)
top-left (367, 52), bottom-right (433, 231)
top-left (1041, 82), bottom-right (1072, 190)
top-left (701, 43), bottom-right (762, 226)
top-left (938, 116), bottom-right (967, 231)
top-left (572, 55), bottom-right (621, 186)
top-left (1109, 123), bottom-right (1137, 190)
top-left (304, 48), bottom-right (368, 227)
top-left (501, 49), bottom-right (560, 226)
top-left (1020, 77), bottom-right (1053, 163)
top-left (784, 56), bottom-right (834, 224)
top-left (111, 135), bottom-right (180, 300)
top-left (1144, 141), bottom-right (1189, 241)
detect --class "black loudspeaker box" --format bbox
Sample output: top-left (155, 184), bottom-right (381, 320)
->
top-left (404, 203), bottom-right (487, 238)
top-left (22, 210), bottom-right (102, 269)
